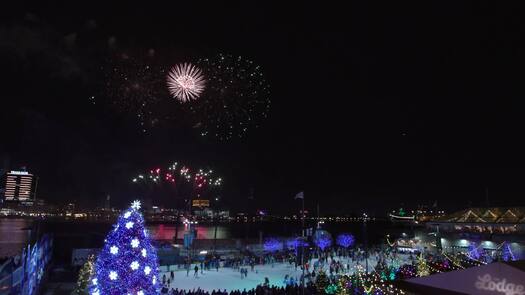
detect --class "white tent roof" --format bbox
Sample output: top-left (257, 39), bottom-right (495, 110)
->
top-left (406, 261), bottom-right (525, 295)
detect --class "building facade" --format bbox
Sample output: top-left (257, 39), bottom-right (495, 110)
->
top-left (1, 170), bottom-right (35, 205)
top-left (425, 207), bottom-right (525, 260)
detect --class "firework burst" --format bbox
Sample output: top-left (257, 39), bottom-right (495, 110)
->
top-left (103, 51), bottom-right (166, 132)
top-left (132, 162), bottom-right (222, 199)
top-left (189, 54), bottom-right (271, 141)
top-left (167, 63), bottom-right (206, 103)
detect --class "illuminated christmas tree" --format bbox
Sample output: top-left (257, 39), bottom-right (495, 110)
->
top-left (325, 283), bottom-right (338, 294)
top-left (501, 242), bottom-right (516, 261)
top-left (336, 234), bottom-right (355, 249)
top-left (336, 275), bottom-right (350, 295)
top-left (468, 243), bottom-right (480, 260)
top-left (75, 254), bottom-right (95, 295)
top-left (316, 236), bottom-right (332, 251)
top-left (263, 238), bottom-right (281, 252)
top-left (416, 254), bottom-right (430, 277)
top-left (90, 201), bottom-right (160, 295)
top-left (316, 271), bottom-right (330, 293)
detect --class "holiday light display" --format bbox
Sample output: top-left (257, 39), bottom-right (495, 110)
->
top-left (336, 275), bottom-right (350, 295)
top-left (90, 201), bottom-right (160, 295)
top-left (286, 238), bottom-right (308, 250)
top-left (315, 235), bottom-right (332, 251)
top-left (501, 242), bottom-right (517, 261)
top-left (351, 265), bottom-right (406, 294)
top-left (263, 238), bottom-right (281, 252)
top-left (336, 233), bottom-right (355, 249)
top-left (324, 283), bottom-right (338, 294)
top-left (468, 242), bottom-right (481, 260)
top-left (75, 255), bottom-right (95, 294)
top-left (442, 252), bottom-right (466, 269)
top-left (416, 254), bottom-right (430, 277)
top-left (315, 271), bottom-right (330, 293)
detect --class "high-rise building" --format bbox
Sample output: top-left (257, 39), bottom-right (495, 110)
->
top-left (2, 170), bottom-right (35, 203)
top-left (104, 195), bottom-right (111, 210)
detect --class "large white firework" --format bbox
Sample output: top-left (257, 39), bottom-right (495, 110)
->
top-left (166, 63), bottom-right (206, 102)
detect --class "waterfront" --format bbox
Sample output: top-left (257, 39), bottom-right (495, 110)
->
top-left (0, 218), bottom-right (404, 259)
top-left (0, 218), bottom-right (32, 257)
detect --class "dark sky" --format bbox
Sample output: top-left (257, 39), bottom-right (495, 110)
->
top-left (1, 2), bottom-right (524, 215)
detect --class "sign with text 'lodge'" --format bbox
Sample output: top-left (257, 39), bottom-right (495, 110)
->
top-left (406, 262), bottom-right (525, 295)
top-left (192, 199), bottom-right (209, 207)
top-left (475, 274), bottom-right (525, 295)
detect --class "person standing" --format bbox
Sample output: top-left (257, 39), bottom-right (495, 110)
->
top-left (194, 265), bottom-right (199, 278)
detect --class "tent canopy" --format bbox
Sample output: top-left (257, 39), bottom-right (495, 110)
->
top-left (400, 261), bottom-right (525, 295)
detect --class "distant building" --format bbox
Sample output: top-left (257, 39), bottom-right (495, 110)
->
top-left (427, 207), bottom-right (525, 234)
top-left (424, 207), bottom-right (525, 259)
top-left (104, 195), bottom-right (111, 210)
top-left (66, 203), bottom-right (76, 213)
top-left (2, 170), bottom-right (36, 205)
top-left (218, 210), bottom-right (230, 219)
top-left (194, 208), bottom-right (214, 218)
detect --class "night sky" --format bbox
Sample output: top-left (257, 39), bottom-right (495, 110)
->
top-left (1, 2), bottom-right (524, 215)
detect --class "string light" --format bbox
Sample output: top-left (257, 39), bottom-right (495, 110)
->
top-left (90, 201), bottom-right (160, 294)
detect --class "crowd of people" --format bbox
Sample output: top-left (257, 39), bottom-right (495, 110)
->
top-left (157, 238), bottom-right (517, 295)
top-left (158, 245), bottom-right (414, 294)
top-left (162, 282), bottom-right (318, 295)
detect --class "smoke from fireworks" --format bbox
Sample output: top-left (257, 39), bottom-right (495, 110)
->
top-left (167, 63), bottom-right (206, 103)
top-left (190, 54), bottom-right (271, 141)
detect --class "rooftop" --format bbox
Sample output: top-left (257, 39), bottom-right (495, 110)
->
top-left (432, 207), bottom-right (525, 224)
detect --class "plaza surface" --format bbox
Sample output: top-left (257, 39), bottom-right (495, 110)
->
top-left (160, 254), bottom-right (414, 292)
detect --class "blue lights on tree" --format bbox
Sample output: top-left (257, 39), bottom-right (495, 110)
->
top-left (264, 238), bottom-right (281, 252)
top-left (336, 233), bottom-right (355, 249)
top-left (286, 238), bottom-right (308, 250)
top-left (468, 242), bottom-right (480, 260)
top-left (90, 201), bottom-right (160, 295)
top-left (315, 236), bottom-right (332, 251)
top-left (501, 242), bottom-right (516, 261)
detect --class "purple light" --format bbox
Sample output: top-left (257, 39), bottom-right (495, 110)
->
top-left (315, 236), bottom-right (332, 251)
top-left (264, 238), bottom-right (281, 252)
top-left (286, 238), bottom-right (308, 250)
top-left (336, 233), bottom-right (355, 248)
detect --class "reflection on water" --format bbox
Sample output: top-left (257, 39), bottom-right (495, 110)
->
top-left (0, 218), bottom-right (32, 257)
top-left (147, 224), bottom-right (231, 240)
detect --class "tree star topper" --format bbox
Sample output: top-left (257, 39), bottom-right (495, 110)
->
top-left (131, 200), bottom-right (141, 210)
